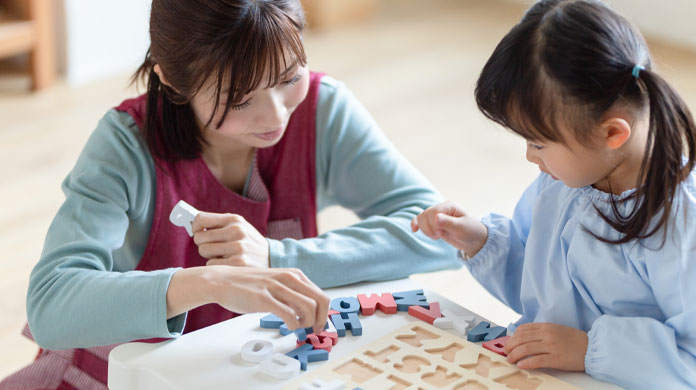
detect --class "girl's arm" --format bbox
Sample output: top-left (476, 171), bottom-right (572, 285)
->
top-left (461, 174), bottom-right (547, 314)
top-left (582, 209), bottom-right (696, 389)
top-left (268, 77), bottom-right (462, 287)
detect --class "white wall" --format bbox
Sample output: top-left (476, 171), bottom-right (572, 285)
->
top-left (609, 0), bottom-right (696, 49)
top-left (63, 0), bottom-right (151, 86)
top-left (508, 0), bottom-right (696, 49)
top-left (61, 0), bottom-right (695, 86)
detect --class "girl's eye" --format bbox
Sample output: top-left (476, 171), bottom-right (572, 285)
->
top-left (532, 144), bottom-right (544, 150)
top-left (282, 74), bottom-right (302, 86)
top-left (231, 100), bottom-right (251, 111)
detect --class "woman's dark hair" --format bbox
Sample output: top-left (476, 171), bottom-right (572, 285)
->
top-left (475, 0), bottom-right (696, 244)
top-left (133, 0), bottom-right (307, 160)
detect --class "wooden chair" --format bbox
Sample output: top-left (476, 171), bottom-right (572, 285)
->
top-left (0, 0), bottom-right (55, 90)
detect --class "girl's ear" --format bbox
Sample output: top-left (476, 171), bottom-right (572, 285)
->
top-left (153, 64), bottom-right (172, 88)
top-left (601, 117), bottom-right (632, 150)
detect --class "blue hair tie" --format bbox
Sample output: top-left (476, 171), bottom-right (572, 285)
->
top-left (632, 65), bottom-right (645, 79)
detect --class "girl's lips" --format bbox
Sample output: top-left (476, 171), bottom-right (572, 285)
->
top-left (255, 127), bottom-right (284, 141)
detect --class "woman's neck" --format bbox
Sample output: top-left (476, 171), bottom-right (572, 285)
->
top-left (201, 132), bottom-right (256, 193)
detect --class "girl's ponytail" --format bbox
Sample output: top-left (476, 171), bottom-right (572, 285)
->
top-left (609, 68), bottom-right (696, 243)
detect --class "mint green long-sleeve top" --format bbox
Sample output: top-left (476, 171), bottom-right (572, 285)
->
top-left (26, 76), bottom-right (460, 350)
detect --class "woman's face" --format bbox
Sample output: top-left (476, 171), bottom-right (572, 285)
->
top-left (190, 63), bottom-right (310, 149)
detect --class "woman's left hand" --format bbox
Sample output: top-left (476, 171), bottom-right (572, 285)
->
top-left (505, 322), bottom-right (588, 371)
top-left (192, 212), bottom-right (269, 268)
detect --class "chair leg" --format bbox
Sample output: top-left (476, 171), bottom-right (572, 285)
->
top-left (28, 0), bottom-right (55, 90)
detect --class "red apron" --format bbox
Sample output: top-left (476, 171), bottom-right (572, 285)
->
top-left (1, 72), bottom-right (324, 389)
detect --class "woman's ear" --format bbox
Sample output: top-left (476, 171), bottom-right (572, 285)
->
top-left (153, 64), bottom-right (172, 88)
top-left (601, 117), bottom-right (632, 150)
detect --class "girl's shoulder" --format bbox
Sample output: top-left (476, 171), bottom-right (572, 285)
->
top-left (672, 165), bottom-right (696, 221)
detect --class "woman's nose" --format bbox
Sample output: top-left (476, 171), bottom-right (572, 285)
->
top-left (259, 91), bottom-right (287, 128)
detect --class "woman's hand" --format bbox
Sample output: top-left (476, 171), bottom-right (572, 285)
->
top-left (505, 323), bottom-right (588, 371)
top-left (167, 266), bottom-right (330, 333)
top-left (411, 201), bottom-right (488, 258)
top-left (192, 212), bottom-right (269, 268)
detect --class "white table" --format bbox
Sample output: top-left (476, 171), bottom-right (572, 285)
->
top-left (108, 278), bottom-right (621, 390)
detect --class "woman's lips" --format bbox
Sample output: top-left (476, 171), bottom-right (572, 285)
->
top-left (255, 127), bottom-right (284, 141)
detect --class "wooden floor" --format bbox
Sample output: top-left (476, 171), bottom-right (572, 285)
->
top-left (1, 0), bottom-right (695, 378)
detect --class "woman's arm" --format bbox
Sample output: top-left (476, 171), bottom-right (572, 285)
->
top-left (268, 77), bottom-right (461, 288)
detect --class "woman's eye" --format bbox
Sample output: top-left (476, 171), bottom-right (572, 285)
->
top-left (231, 100), bottom-right (251, 111)
top-left (282, 74), bottom-right (302, 86)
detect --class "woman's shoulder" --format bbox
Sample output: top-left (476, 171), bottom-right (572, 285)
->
top-left (71, 104), bottom-right (154, 183)
top-left (88, 103), bottom-right (149, 159)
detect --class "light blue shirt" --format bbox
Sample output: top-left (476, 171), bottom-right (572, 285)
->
top-left (467, 172), bottom-right (696, 389)
top-left (26, 76), bottom-right (460, 350)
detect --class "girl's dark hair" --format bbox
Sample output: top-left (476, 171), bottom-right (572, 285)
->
top-left (475, 0), bottom-right (696, 244)
top-left (133, 0), bottom-right (307, 160)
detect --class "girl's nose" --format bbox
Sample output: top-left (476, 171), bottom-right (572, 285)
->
top-left (525, 146), bottom-right (538, 165)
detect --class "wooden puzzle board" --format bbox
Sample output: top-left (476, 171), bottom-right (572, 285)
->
top-left (283, 322), bottom-right (580, 390)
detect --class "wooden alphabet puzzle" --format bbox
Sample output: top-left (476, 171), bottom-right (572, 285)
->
top-left (282, 322), bottom-right (579, 390)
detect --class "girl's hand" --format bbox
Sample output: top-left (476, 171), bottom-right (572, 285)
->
top-left (192, 212), bottom-right (269, 268)
top-left (505, 323), bottom-right (588, 371)
top-left (167, 266), bottom-right (330, 333)
top-left (411, 201), bottom-right (488, 257)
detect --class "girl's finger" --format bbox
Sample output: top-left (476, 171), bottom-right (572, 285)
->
top-left (411, 217), bottom-right (419, 232)
top-left (504, 328), bottom-right (543, 354)
top-left (417, 212), bottom-right (439, 239)
top-left (516, 353), bottom-right (554, 370)
top-left (506, 340), bottom-right (547, 364)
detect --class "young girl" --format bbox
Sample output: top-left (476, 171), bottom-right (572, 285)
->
top-left (1, 0), bottom-right (459, 388)
top-left (413, 0), bottom-right (696, 388)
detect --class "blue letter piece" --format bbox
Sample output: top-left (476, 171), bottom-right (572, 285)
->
top-left (330, 312), bottom-right (363, 336)
top-left (467, 321), bottom-right (507, 342)
top-left (260, 313), bottom-right (284, 329)
top-left (392, 289), bottom-right (429, 311)
top-left (286, 344), bottom-right (329, 370)
top-left (330, 297), bottom-right (361, 314)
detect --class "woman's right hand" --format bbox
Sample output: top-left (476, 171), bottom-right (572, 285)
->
top-left (166, 266), bottom-right (330, 333)
top-left (411, 201), bottom-right (488, 258)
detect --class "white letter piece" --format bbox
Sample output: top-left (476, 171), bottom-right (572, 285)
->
top-left (169, 200), bottom-right (200, 237)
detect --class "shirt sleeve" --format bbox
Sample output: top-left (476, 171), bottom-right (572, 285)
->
top-left (268, 77), bottom-right (461, 288)
top-left (463, 174), bottom-right (547, 314)
top-left (26, 110), bottom-right (186, 350)
top-left (584, 202), bottom-right (696, 389)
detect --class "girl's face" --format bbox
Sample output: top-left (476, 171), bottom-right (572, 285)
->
top-left (525, 125), bottom-right (619, 189)
top-left (190, 64), bottom-right (310, 148)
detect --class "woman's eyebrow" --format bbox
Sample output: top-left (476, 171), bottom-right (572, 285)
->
top-left (219, 60), bottom-right (301, 95)
top-left (278, 59), bottom-right (300, 78)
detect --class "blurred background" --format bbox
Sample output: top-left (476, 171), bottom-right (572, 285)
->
top-left (1, 0), bottom-right (694, 378)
